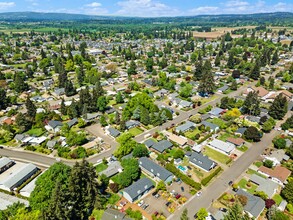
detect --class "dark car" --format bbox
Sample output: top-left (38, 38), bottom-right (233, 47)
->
top-left (0, 146), bottom-right (3, 149)
top-left (154, 211), bottom-right (159, 216)
top-left (175, 194), bottom-right (181, 199)
top-left (181, 186), bottom-right (184, 192)
top-left (166, 202), bottom-right (171, 207)
top-left (155, 193), bottom-right (160, 198)
top-left (228, 181), bottom-right (233, 186)
top-left (142, 204), bottom-right (149, 210)
top-left (219, 208), bottom-right (227, 212)
top-left (152, 192), bottom-right (157, 196)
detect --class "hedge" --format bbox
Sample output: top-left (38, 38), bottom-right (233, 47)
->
top-left (201, 166), bottom-right (222, 186)
top-left (165, 163), bottom-right (201, 190)
top-left (197, 133), bottom-right (213, 144)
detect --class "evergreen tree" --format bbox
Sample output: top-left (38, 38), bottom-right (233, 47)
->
top-left (127, 60), bottom-right (137, 75)
top-left (25, 97), bottom-right (36, 120)
top-left (97, 96), bottom-right (107, 112)
top-left (120, 120), bottom-right (126, 131)
top-left (116, 92), bottom-right (124, 104)
top-left (145, 57), bottom-right (154, 72)
top-left (140, 107), bottom-right (150, 125)
top-left (0, 88), bottom-right (8, 110)
top-left (65, 80), bottom-right (76, 97)
top-left (115, 112), bottom-right (121, 125)
top-left (61, 99), bottom-right (67, 115)
top-left (269, 77), bottom-right (275, 90)
top-left (58, 72), bottom-right (68, 88)
top-left (242, 91), bottom-right (260, 116)
top-left (40, 49), bottom-right (46, 59)
top-left (271, 50), bottom-right (279, 65)
top-left (230, 80), bottom-right (237, 90)
top-left (193, 60), bottom-right (203, 80)
top-left (260, 77), bottom-right (266, 85)
top-left (214, 54), bottom-right (221, 66)
top-left (14, 74), bottom-right (29, 93)
top-left (198, 70), bottom-right (216, 95)
top-left (223, 203), bottom-right (250, 220)
top-left (269, 93), bottom-right (288, 119)
top-left (249, 59), bottom-right (260, 80)
top-left (227, 51), bottom-right (236, 69)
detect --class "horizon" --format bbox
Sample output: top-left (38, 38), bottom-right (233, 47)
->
top-left (0, 0), bottom-right (292, 17)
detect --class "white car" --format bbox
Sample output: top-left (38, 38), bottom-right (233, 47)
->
top-left (196, 191), bottom-right (202, 197)
top-left (138, 200), bottom-right (144, 207)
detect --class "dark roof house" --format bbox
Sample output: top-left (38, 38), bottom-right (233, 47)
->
top-left (150, 140), bottom-right (173, 153)
top-left (185, 152), bottom-right (216, 172)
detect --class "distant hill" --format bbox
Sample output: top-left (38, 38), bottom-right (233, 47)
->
top-left (0, 11), bottom-right (292, 24)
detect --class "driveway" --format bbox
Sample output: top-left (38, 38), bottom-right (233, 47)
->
top-left (167, 181), bottom-right (192, 200)
top-left (143, 192), bottom-right (171, 218)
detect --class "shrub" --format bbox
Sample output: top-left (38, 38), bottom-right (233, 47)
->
top-left (263, 160), bottom-right (274, 168)
top-left (165, 163), bottom-right (201, 190)
top-left (201, 167), bottom-right (222, 186)
top-left (265, 199), bottom-right (276, 209)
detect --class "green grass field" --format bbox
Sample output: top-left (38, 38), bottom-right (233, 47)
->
top-left (128, 127), bottom-right (143, 136)
top-left (238, 179), bottom-right (258, 194)
top-left (273, 194), bottom-right (283, 205)
top-left (95, 163), bottom-right (108, 173)
top-left (185, 128), bottom-right (201, 139)
top-left (204, 146), bottom-right (231, 164)
top-left (26, 128), bottom-right (45, 137)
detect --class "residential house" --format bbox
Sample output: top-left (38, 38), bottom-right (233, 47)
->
top-left (46, 120), bottom-right (63, 133)
top-left (249, 174), bottom-right (279, 198)
top-left (122, 178), bottom-right (154, 203)
top-left (201, 121), bottom-right (219, 132)
top-left (102, 208), bottom-right (131, 220)
top-left (175, 121), bottom-right (196, 133)
top-left (99, 161), bottom-right (123, 178)
top-left (209, 107), bottom-right (225, 118)
top-left (83, 112), bottom-right (102, 123)
top-left (143, 139), bottom-right (156, 148)
top-left (236, 189), bottom-right (265, 219)
top-left (139, 157), bottom-right (173, 183)
top-left (0, 157), bottom-right (15, 174)
top-left (235, 127), bottom-right (247, 137)
top-left (106, 127), bottom-right (121, 138)
top-left (245, 116), bottom-right (260, 123)
top-left (209, 139), bottom-right (235, 155)
top-left (178, 100), bottom-right (193, 109)
top-left (0, 163), bottom-right (39, 191)
top-left (226, 137), bottom-right (245, 147)
top-left (258, 165), bottom-right (291, 185)
top-left (244, 86), bottom-right (269, 99)
top-left (53, 88), bottom-right (65, 97)
top-left (125, 120), bottom-right (140, 130)
top-left (67, 118), bottom-right (78, 128)
top-left (150, 140), bottom-right (173, 153)
top-left (46, 140), bottom-right (57, 150)
top-left (185, 152), bottom-right (216, 172)
top-left (164, 132), bottom-right (187, 147)
top-left (263, 149), bottom-right (290, 166)
top-left (217, 85), bottom-right (229, 93)
top-left (19, 173), bottom-right (42, 197)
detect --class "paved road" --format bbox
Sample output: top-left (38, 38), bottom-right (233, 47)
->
top-left (168, 111), bottom-right (292, 220)
top-left (0, 81), bottom-right (254, 167)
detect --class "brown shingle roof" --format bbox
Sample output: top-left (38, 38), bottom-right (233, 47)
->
top-left (258, 166), bottom-right (291, 183)
top-left (226, 137), bottom-right (245, 146)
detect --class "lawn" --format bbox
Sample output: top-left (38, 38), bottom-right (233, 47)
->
top-left (184, 128), bottom-right (201, 139)
top-left (107, 193), bottom-right (120, 205)
top-left (273, 194), bottom-right (283, 205)
top-left (207, 118), bottom-right (227, 129)
top-left (246, 169), bottom-right (267, 178)
top-left (95, 163), bottom-right (108, 173)
top-left (91, 209), bottom-right (104, 220)
top-left (107, 99), bottom-right (116, 106)
top-left (200, 95), bottom-right (217, 105)
top-left (254, 161), bottom-right (263, 168)
top-left (218, 133), bottom-right (237, 142)
top-left (237, 145), bottom-right (248, 152)
top-left (204, 147), bottom-right (231, 164)
top-left (238, 179), bottom-right (258, 194)
top-left (26, 128), bottom-right (45, 137)
top-left (128, 127), bottom-right (143, 136)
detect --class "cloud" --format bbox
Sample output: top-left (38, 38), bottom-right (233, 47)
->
top-left (85, 2), bottom-right (102, 8)
top-left (225, 0), bottom-right (249, 7)
top-left (116, 0), bottom-right (181, 17)
top-left (189, 6), bottom-right (219, 14)
top-left (273, 2), bottom-right (293, 11)
top-left (0, 2), bottom-right (15, 10)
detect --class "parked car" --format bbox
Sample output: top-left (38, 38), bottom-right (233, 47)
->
top-left (166, 202), bottom-right (171, 207)
top-left (154, 211), bottom-right (159, 216)
top-left (155, 193), bottom-right (160, 198)
top-left (181, 186), bottom-right (184, 192)
top-left (175, 178), bottom-right (181, 182)
top-left (219, 208), bottom-right (227, 212)
top-left (175, 194), bottom-right (181, 199)
top-left (142, 204), bottom-right (149, 210)
top-left (228, 181), bottom-right (233, 186)
top-left (152, 192), bottom-right (157, 196)
top-left (196, 191), bottom-right (202, 197)
top-left (138, 200), bottom-right (144, 207)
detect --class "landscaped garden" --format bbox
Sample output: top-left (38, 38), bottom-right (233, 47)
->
top-left (203, 146), bottom-right (231, 164)
top-left (237, 178), bottom-right (258, 194)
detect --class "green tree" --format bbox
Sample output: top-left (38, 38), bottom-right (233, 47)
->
top-left (29, 163), bottom-right (71, 212)
top-left (242, 91), bottom-right (260, 116)
top-left (25, 97), bottom-right (36, 120)
top-left (249, 60), bottom-right (260, 80)
top-left (99, 115), bottom-right (108, 127)
top-left (180, 83), bottom-right (193, 98)
top-left (97, 96), bottom-right (108, 112)
top-left (223, 203), bottom-right (250, 220)
top-left (180, 208), bottom-right (189, 220)
top-left (230, 80), bottom-right (237, 90)
top-left (132, 144), bottom-right (149, 158)
top-left (273, 138), bottom-right (286, 149)
top-left (271, 50), bottom-right (279, 65)
top-left (198, 71), bottom-right (215, 95)
top-left (146, 57), bottom-right (154, 72)
top-left (14, 74), bottom-right (29, 93)
top-left (196, 208), bottom-right (208, 220)
top-left (127, 60), bottom-right (137, 75)
top-left (0, 88), bottom-right (8, 110)
top-left (65, 80), bottom-right (76, 97)
top-left (269, 94), bottom-right (288, 120)
top-left (116, 92), bottom-right (124, 104)
top-left (263, 160), bottom-right (274, 168)
top-left (244, 126), bottom-right (261, 142)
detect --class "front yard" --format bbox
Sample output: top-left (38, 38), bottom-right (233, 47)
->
top-left (184, 128), bottom-right (201, 140)
top-left (238, 178), bottom-right (258, 194)
top-left (128, 127), bottom-right (144, 136)
top-left (26, 128), bottom-right (45, 137)
top-left (95, 163), bottom-right (108, 173)
top-left (203, 146), bottom-right (231, 164)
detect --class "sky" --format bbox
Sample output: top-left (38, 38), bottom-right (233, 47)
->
top-left (0, 0), bottom-right (292, 17)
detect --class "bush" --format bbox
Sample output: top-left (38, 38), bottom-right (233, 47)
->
top-left (263, 160), bottom-right (274, 168)
top-left (201, 167), bottom-right (222, 186)
top-left (265, 199), bottom-right (276, 209)
top-left (109, 183), bottom-right (119, 193)
top-left (273, 138), bottom-right (286, 149)
top-left (165, 163), bottom-right (201, 190)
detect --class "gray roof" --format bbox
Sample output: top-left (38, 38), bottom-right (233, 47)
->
top-left (179, 100), bottom-right (192, 108)
top-left (144, 139), bottom-right (156, 148)
top-left (108, 127), bottom-right (120, 137)
top-left (0, 157), bottom-right (13, 170)
top-left (246, 116), bottom-right (260, 123)
top-left (209, 107), bottom-right (224, 116)
top-left (99, 161), bottom-right (123, 178)
top-left (48, 120), bottom-right (63, 129)
top-left (14, 134), bottom-right (25, 141)
top-left (85, 112), bottom-right (101, 120)
top-left (218, 85), bottom-right (229, 92)
top-left (125, 120), bottom-right (140, 128)
top-left (236, 189), bottom-right (265, 218)
top-left (1, 163), bottom-right (38, 190)
top-left (249, 174), bottom-right (278, 198)
top-left (101, 208), bottom-right (126, 220)
top-left (176, 121), bottom-right (196, 133)
top-left (236, 127), bottom-right (247, 135)
top-left (186, 152), bottom-right (216, 171)
top-left (151, 140), bottom-right (173, 153)
top-left (139, 157), bottom-right (173, 182)
top-left (202, 121), bottom-right (219, 130)
top-left (46, 140), bottom-right (57, 148)
top-left (123, 178), bottom-right (154, 201)
top-left (67, 118), bottom-right (78, 128)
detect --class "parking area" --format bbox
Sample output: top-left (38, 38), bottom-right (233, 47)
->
top-left (0, 161), bottom-right (25, 183)
top-left (167, 181), bottom-right (192, 200)
top-left (0, 192), bottom-right (29, 210)
top-left (143, 191), bottom-right (171, 218)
